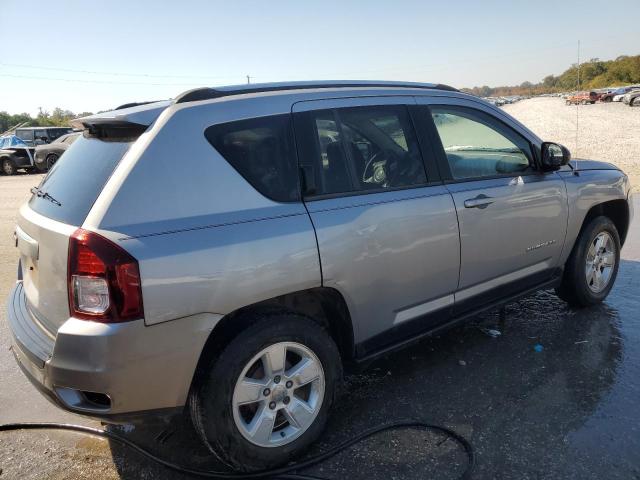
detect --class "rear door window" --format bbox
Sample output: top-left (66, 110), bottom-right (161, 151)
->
top-left (204, 114), bottom-right (299, 202)
top-left (295, 105), bottom-right (427, 197)
top-left (29, 135), bottom-right (133, 225)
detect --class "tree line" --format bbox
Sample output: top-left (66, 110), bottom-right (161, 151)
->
top-left (463, 54), bottom-right (640, 97)
top-left (0, 108), bottom-right (93, 134)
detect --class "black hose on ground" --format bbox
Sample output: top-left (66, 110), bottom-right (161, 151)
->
top-left (0, 420), bottom-right (474, 479)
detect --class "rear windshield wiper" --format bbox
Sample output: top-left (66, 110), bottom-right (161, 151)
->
top-left (30, 186), bottom-right (62, 207)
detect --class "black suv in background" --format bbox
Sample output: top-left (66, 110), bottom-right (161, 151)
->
top-left (14, 127), bottom-right (73, 147)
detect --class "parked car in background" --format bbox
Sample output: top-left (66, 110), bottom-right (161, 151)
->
top-left (600, 87), bottom-right (633, 102)
top-left (565, 91), bottom-right (598, 105)
top-left (6, 81), bottom-right (633, 471)
top-left (14, 127), bottom-right (73, 147)
top-left (0, 135), bottom-right (36, 175)
top-left (33, 132), bottom-right (81, 172)
top-left (622, 89), bottom-right (640, 106)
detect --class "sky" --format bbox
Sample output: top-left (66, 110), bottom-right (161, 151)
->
top-left (1, 0), bottom-right (639, 116)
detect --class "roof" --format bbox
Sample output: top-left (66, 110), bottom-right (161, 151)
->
top-left (174, 80), bottom-right (458, 103)
top-left (0, 135), bottom-right (29, 149)
top-left (72, 80), bottom-right (460, 129)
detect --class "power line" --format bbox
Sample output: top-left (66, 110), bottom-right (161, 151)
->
top-left (0, 72), bottom-right (246, 87)
top-left (0, 62), bottom-right (241, 80)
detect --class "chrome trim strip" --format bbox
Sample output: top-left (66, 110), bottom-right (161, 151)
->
top-left (393, 295), bottom-right (454, 325)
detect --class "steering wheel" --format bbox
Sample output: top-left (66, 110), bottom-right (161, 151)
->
top-left (362, 151), bottom-right (385, 184)
top-left (362, 149), bottom-right (405, 186)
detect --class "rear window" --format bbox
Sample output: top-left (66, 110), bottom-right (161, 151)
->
top-left (204, 114), bottom-right (299, 202)
top-left (29, 135), bottom-right (132, 225)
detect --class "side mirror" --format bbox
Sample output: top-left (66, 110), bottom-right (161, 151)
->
top-left (541, 142), bottom-right (571, 171)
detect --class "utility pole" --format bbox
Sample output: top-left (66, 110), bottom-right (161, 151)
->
top-left (575, 40), bottom-right (581, 170)
top-left (246, 75), bottom-right (251, 84)
top-left (577, 40), bottom-right (581, 92)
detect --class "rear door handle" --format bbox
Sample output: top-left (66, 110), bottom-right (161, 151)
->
top-left (464, 195), bottom-right (494, 209)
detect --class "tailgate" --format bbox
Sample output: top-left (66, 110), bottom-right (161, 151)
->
top-left (16, 204), bottom-right (76, 335)
top-left (15, 134), bottom-right (140, 334)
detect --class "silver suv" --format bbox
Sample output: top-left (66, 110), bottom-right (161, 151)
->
top-left (6, 81), bottom-right (633, 470)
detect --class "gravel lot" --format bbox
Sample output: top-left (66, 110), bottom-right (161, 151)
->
top-left (503, 97), bottom-right (640, 190)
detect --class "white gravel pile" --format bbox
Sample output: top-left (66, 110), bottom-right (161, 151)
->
top-left (503, 97), bottom-right (640, 191)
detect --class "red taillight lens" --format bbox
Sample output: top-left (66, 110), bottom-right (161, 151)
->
top-left (68, 228), bottom-right (143, 322)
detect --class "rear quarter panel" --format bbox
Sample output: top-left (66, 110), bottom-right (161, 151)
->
top-left (119, 211), bottom-right (321, 325)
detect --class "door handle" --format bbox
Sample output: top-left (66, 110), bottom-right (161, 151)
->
top-left (464, 194), bottom-right (494, 209)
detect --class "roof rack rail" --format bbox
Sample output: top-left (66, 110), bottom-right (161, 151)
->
top-left (115, 100), bottom-right (163, 110)
top-left (174, 81), bottom-right (459, 104)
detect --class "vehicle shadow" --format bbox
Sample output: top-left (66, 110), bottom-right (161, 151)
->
top-left (106, 259), bottom-right (639, 479)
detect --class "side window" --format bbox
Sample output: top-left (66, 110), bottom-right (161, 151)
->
top-left (430, 106), bottom-right (532, 180)
top-left (295, 105), bottom-right (427, 197)
top-left (16, 130), bottom-right (34, 144)
top-left (205, 114), bottom-right (299, 202)
top-left (34, 130), bottom-right (48, 144)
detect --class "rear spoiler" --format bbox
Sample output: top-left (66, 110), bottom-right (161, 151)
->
top-left (70, 100), bottom-right (172, 131)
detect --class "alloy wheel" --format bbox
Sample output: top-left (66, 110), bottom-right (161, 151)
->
top-left (232, 341), bottom-right (325, 448)
top-left (585, 231), bottom-right (616, 293)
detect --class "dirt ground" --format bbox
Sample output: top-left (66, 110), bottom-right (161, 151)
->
top-left (503, 97), bottom-right (640, 190)
top-left (0, 98), bottom-right (639, 479)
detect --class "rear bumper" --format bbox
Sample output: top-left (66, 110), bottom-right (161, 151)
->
top-left (6, 281), bottom-right (219, 422)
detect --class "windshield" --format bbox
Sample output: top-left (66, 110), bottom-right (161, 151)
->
top-left (29, 135), bottom-right (133, 225)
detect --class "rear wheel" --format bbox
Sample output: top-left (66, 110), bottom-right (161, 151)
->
top-left (556, 216), bottom-right (620, 307)
top-left (565, 100), bottom-right (572, 105)
top-left (1, 158), bottom-right (16, 175)
top-left (604, 96), bottom-right (613, 103)
top-left (190, 313), bottom-right (341, 471)
top-left (631, 98), bottom-right (639, 107)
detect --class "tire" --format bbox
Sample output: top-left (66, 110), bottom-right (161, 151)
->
top-left (190, 312), bottom-right (342, 471)
top-left (581, 100), bottom-right (588, 105)
top-left (1, 157), bottom-right (16, 175)
top-left (631, 98), bottom-right (639, 107)
top-left (604, 96), bottom-right (613, 103)
top-left (566, 100), bottom-right (572, 105)
top-left (556, 216), bottom-right (620, 307)
top-left (45, 154), bottom-right (58, 170)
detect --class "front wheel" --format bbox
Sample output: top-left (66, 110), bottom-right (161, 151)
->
top-left (46, 154), bottom-right (59, 170)
top-left (2, 157), bottom-right (17, 175)
top-left (190, 313), bottom-right (342, 471)
top-left (556, 216), bottom-right (620, 307)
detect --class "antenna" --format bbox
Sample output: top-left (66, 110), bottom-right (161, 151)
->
top-left (575, 40), bottom-right (580, 174)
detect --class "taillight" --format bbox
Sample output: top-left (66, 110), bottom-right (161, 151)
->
top-left (68, 228), bottom-right (143, 322)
